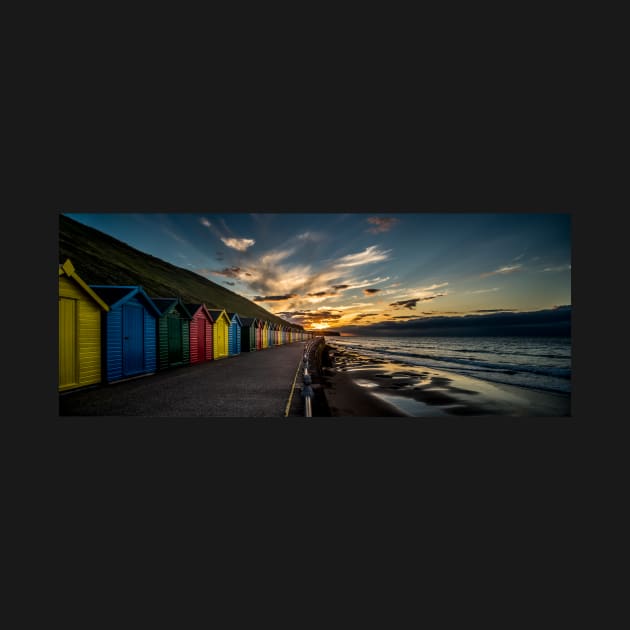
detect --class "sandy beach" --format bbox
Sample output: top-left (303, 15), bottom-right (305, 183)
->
top-left (320, 344), bottom-right (570, 418)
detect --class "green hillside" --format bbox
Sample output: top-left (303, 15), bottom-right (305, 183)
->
top-left (58, 214), bottom-right (302, 328)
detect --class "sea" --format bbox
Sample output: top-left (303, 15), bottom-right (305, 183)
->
top-left (323, 336), bottom-right (571, 395)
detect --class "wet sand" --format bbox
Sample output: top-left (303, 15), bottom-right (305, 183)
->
top-left (321, 345), bottom-right (571, 418)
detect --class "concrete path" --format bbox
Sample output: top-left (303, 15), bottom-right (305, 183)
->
top-left (59, 342), bottom-right (307, 418)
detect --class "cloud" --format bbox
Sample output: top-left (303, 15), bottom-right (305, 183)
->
top-left (221, 237), bottom-right (256, 252)
top-left (333, 284), bottom-right (349, 290)
top-left (388, 282), bottom-right (449, 300)
top-left (162, 228), bottom-right (188, 245)
top-left (307, 290), bottom-right (338, 298)
top-left (211, 266), bottom-right (244, 279)
top-left (390, 298), bottom-right (420, 310)
top-left (366, 217), bottom-right (399, 234)
top-left (389, 293), bottom-right (446, 309)
top-left (473, 309), bottom-right (516, 313)
top-left (467, 287), bottom-right (500, 294)
top-left (278, 309), bottom-right (344, 326)
top-left (363, 288), bottom-right (381, 296)
top-left (480, 264), bottom-right (523, 278)
top-left (200, 217), bottom-right (211, 228)
top-left (345, 276), bottom-right (390, 290)
top-left (253, 294), bottom-right (298, 302)
top-left (296, 231), bottom-right (323, 242)
top-left (542, 264), bottom-right (571, 272)
top-left (335, 245), bottom-right (391, 268)
top-left (260, 248), bottom-right (295, 265)
top-left (421, 282), bottom-right (449, 292)
top-left (224, 281), bottom-right (235, 286)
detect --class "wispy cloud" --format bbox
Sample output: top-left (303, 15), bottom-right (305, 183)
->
top-left (296, 231), bottom-right (323, 242)
top-left (480, 264), bottom-right (523, 278)
top-left (253, 294), bottom-right (298, 302)
top-left (307, 290), bottom-right (333, 297)
top-left (200, 217), bottom-right (211, 228)
top-left (541, 264), bottom-right (571, 272)
top-left (366, 217), bottom-right (399, 234)
top-left (389, 293), bottom-right (446, 310)
top-left (276, 309), bottom-right (344, 326)
top-left (221, 237), bottom-right (256, 252)
top-left (260, 248), bottom-right (295, 265)
top-left (210, 266), bottom-right (245, 279)
top-left (420, 282), bottom-right (449, 292)
top-left (390, 299), bottom-right (420, 310)
top-left (388, 282), bottom-right (449, 300)
top-left (335, 245), bottom-right (391, 268)
top-left (467, 287), bottom-right (500, 294)
top-left (473, 308), bottom-right (516, 313)
top-left (162, 228), bottom-right (188, 245)
top-left (363, 288), bottom-right (381, 296)
top-left (345, 276), bottom-right (390, 290)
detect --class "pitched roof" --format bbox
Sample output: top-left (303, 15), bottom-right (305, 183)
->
top-left (226, 312), bottom-right (242, 326)
top-left (151, 297), bottom-right (192, 318)
top-left (89, 285), bottom-right (161, 317)
top-left (185, 303), bottom-right (214, 322)
top-left (59, 259), bottom-right (109, 311)
top-left (207, 309), bottom-right (231, 324)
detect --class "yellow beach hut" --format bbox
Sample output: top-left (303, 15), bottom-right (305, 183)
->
top-left (58, 258), bottom-right (109, 392)
top-left (207, 309), bottom-right (231, 359)
top-left (261, 320), bottom-right (270, 349)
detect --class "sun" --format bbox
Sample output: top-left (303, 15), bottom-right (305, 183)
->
top-left (309, 323), bottom-right (330, 330)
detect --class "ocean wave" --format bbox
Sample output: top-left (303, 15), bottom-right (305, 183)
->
top-left (329, 338), bottom-right (571, 394)
top-left (337, 344), bottom-right (570, 379)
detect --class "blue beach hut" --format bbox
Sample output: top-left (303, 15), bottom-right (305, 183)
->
top-left (89, 285), bottom-right (161, 383)
top-left (226, 312), bottom-right (242, 356)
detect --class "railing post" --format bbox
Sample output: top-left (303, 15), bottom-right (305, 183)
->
top-left (301, 338), bottom-right (315, 418)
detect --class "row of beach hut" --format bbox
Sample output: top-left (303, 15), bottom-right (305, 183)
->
top-left (58, 259), bottom-right (314, 392)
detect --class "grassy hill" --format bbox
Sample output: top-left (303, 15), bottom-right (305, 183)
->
top-left (58, 214), bottom-right (302, 328)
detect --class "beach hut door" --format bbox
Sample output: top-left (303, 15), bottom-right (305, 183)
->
top-left (59, 297), bottom-right (78, 388)
top-left (198, 321), bottom-right (206, 360)
top-left (168, 316), bottom-right (183, 363)
top-left (123, 304), bottom-right (144, 376)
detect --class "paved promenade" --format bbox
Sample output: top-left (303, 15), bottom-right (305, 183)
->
top-left (59, 342), bottom-right (307, 418)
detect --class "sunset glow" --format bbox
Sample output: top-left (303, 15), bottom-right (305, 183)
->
top-left (65, 212), bottom-right (571, 335)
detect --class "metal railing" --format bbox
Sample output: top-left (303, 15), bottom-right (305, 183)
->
top-left (300, 338), bottom-right (317, 418)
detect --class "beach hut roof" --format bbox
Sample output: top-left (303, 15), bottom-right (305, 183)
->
top-left (89, 285), bottom-right (161, 316)
top-left (207, 309), bottom-right (231, 324)
top-left (59, 259), bottom-right (109, 311)
top-left (240, 316), bottom-right (258, 326)
top-left (184, 303), bottom-right (214, 321)
top-left (226, 312), bottom-right (243, 326)
top-left (151, 297), bottom-right (192, 318)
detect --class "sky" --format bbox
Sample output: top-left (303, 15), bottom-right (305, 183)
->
top-left (65, 212), bottom-right (571, 333)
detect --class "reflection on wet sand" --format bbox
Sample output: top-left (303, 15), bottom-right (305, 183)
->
top-left (327, 345), bottom-right (570, 417)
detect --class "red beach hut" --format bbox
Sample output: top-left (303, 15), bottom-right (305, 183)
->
top-left (186, 303), bottom-right (214, 364)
